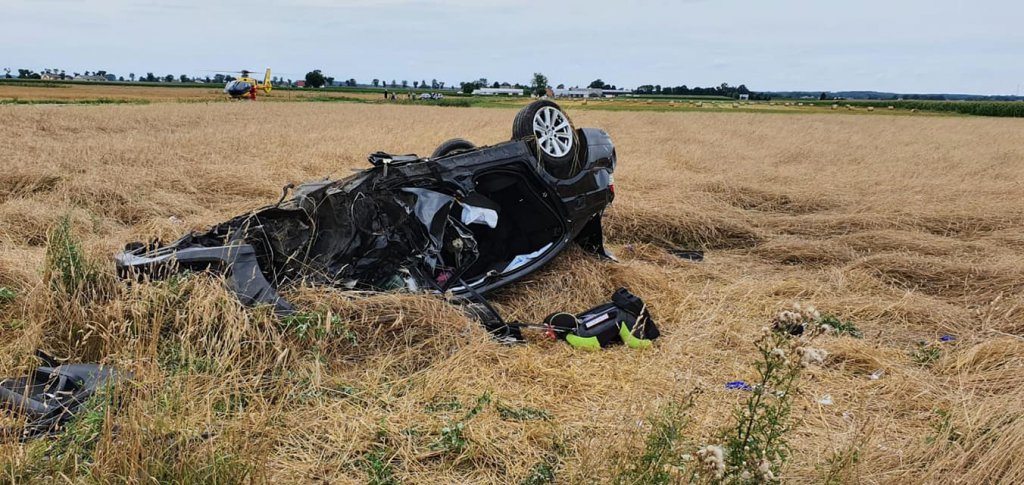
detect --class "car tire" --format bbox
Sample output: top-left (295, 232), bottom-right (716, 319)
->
top-left (431, 138), bottom-right (477, 158)
top-left (512, 100), bottom-right (581, 178)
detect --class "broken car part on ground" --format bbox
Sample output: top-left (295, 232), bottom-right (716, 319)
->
top-left (115, 101), bottom-right (638, 339)
top-left (0, 352), bottom-right (125, 441)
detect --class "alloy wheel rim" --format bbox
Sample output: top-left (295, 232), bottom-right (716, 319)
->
top-left (532, 107), bottom-right (573, 158)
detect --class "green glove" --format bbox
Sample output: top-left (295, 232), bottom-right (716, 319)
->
top-left (619, 322), bottom-right (652, 349)
top-left (565, 334), bottom-right (601, 351)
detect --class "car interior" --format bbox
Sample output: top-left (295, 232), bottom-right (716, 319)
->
top-left (455, 169), bottom-right (565, 282)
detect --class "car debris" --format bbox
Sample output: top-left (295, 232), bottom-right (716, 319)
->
top-left (115, 101), bottom-right (618, 337)
top-left (0, 352), bottom-right (125, 441)
top-left (669, 249), bottom-right (705, 262)
top-left (725, 381), bottom-right (753, 392)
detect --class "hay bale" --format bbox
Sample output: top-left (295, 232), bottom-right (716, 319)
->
top-left (867, 106), bottom-right (875, 111)
top-left (888, 105), bottom-right (895, 110)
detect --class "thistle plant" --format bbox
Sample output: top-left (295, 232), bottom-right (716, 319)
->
top-left (774, 303), bottom-right (860, 339)
top-left (617, 327), bottom-right (805, 484)
top-left (720, 329), bottom-right (801, 483)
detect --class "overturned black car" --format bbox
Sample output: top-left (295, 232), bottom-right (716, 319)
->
top-left (116, 101), bottom-right (616, 316)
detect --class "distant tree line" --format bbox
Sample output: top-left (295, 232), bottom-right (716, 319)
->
top-left (7, 68), bottom-right (117, 81)
top-left (4, 66), bottom-right (766, 101)
top-left (587, 79), bottom-right (620, 90)
top-left (634, 82), bottom-right (768, 100)
top-left (456, 77), bottom-right (527, 94)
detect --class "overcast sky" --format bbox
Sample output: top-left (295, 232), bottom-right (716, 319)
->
top-left (4, 0), bottom-right (1023, 94)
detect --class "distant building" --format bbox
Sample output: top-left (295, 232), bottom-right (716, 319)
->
top-left (296, 80), bottom-right (306, 88)
top-left (74, 74), bottom-right (108, 82)
top-left (553, 88), bottom-right (603, 98)
top-left (473, 87), bottom-right (523, 96)
top-left (738, 94), bottom-right (750, 101)
top-left (600, 89), bottom-right (631, 97)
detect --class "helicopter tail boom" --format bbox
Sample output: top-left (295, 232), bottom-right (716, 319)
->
top-left (263, 68), bottom-right (272, 93)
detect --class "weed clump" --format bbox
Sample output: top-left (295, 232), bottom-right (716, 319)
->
top-left (774, 303), bottom-right (862, 339)
top-left (618, 326), bottom-right (807, 483)
top-left (279, 310), bottom-right (357, 345)
top-left (497, 403), bottom-right (553, 422)
top-left (45, 215), bottom-right (97, 296)
top-left (911, 342), bottom-right (943, 367)
top-left (432, 391), bottom-right (492, 456)
top-left (614, 396), bottom-right (696, 484)
top-left (363, 422), bottom-right (401, 485)
top-left (719, 330), bottom-right (801, 482)
top-left (522, 463), bottom-right (555, 485)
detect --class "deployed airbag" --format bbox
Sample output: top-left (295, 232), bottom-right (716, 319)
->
top-left (459, 203), bottom-right (498, 228)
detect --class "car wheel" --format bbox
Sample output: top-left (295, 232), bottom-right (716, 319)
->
top-left (431, 138), bottom-right (477, 158)
top-left (512, 100), bottom-right (581, 178)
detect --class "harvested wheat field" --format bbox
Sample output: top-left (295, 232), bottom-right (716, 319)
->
top-left (1, 102), bottom-right (1023, 484)
top-left (0, 83), bottom-right (410, 104)
top-left (0, 83), bottom-right (226, 102)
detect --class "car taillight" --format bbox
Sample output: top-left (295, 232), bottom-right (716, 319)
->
top-left (609, 174), bottom-right (615, 194)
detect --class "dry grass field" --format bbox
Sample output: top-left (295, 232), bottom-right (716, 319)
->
top-left (0, 83), bottom-right (226, 102)
top-left (1, 102), bottom-right (1023, 483)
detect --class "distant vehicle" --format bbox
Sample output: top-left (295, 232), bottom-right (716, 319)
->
top-left (419, 93), bottom-right (445, 100)
top-left (116, 101), bottom-right (617, 326)
top-left (220, 68), bottom-right (272, 99)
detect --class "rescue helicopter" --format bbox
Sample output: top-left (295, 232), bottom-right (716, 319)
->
top-left (221, 68), bottom-right (272, 100)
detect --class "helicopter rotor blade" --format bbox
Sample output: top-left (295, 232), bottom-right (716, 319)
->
top-left (199, 69), bottom-right (258, 74)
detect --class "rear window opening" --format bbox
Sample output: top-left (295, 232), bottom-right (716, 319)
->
top-left (455, 170), bottom-right (564, 282)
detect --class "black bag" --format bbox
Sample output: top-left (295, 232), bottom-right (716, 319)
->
top-left (545, 288), bottom-right (659, 347)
